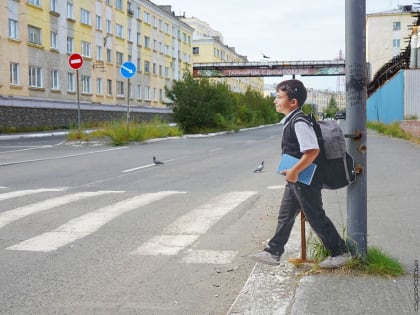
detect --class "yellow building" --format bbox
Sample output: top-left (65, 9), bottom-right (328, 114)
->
top-left (181, 17), bottom-right (264, 94)
top-left (366, 5), bottom-right (418, 81)
top-left (1, 0), bottom-right (194, 108)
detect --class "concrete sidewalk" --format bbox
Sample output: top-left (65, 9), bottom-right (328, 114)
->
top-left (229, 131), bottom-right (420, 314)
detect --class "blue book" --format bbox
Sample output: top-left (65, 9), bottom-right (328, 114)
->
top-left (277, 153), bottom-right (317, 185)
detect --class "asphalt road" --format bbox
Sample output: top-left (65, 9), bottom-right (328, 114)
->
top-left (0, 126), bottom-right (286, 315)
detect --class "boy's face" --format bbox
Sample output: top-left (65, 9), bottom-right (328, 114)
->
top-left (273, 90), bottom-right (298, 115)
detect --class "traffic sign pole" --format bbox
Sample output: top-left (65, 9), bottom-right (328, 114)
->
top-left (119, 61), bottom-right (136, 131)
top-left (76, 69), bottom-right (80, 132)
top-left (68, 54), bottom-right (84, 132)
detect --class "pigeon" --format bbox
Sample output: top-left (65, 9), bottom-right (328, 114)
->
top-left (153, 156), bottom-right (164, 165)
top-left (254, 161), bottom-right (264, 172)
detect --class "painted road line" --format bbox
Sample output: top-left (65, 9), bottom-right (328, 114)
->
top-left (182, 250), bottom-right (238, 264)
top-left (0, 188), bottom-right (67, 201)
top-left (131, 235), bottom-right (200, 255)
top-left (0, 191), bottom-right (123, 229)
top-left (0, 147), bottom-right (127, 167)
top-left (7, 191), bottom-right (185, 252)
top-left (164, 191), bottom-right (257, 235)
top-left (132, 191), bottom-right (257, 256)
top-left (121, 164), bottom-right (155, 172)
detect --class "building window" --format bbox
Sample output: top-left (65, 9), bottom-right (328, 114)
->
top-left (393, 39), bottom-right (401, 48)
top-left (106, 49), bottom-right (112, 62)
top-left (144, 36), bottom-right (150, 48)
top-left (67, 36), bottom-right (74, 53)
top-left (115, 0), bottom-right (123, 10)
top-left (193, 47), bottom-right (199, 55)
top-left (28, 0), bottom-right (41, 6)
top-left (10, 63), bottom-right (20, 85)
top-left (137, 85), bottom-right (142, 99)
top-left (8, 19), bottom-right (18, 39)
top-left (81, 41), bottom-right (91, 57)
top-left (81, 75), bottom-right (91, 93)
top-left (153, 88), bottom-right (158, 101)
top-left (128, 28), bottom-right (132, 42)
top-left (106, 19), bottom-right (111, 33)
top-left (96, 78), bottom-right (103, 95)
top-left (28, 25), bottom-right (42, 45)
top-left (29, 66), bottom-right (42, 88)
top-left (67, 2), bottom-right (74, 19)
top-left (116, 51), bottom-right (123, 65)
top-left (96, 15), bottom-right (102, 30)
top-left (116, 80), bottom-right (124, 96)
top-left (51, 70), bottom-right (59, 90)
top-left (136, 32), bottom-right (141, 45)
top-left (145, 86), bottom-right (150, 101)
top-left (96, 45), bottom-right (103, 60)
top-left (144, 60), bottom-right (150, 73)
top-left (50, 0), bottom-right (58, 12)
top-left (152, 63), bottom-right (156, 74)
top-left (67, 72), bottom-right (75, 91)
top-left (115, 24), bottom-right (123, 38)
top-left (80, 8), bottom-right (91, 25)
top-left (50, 31), bottom-right (58, 49)
top-left (393, 22), bottom-right (401, 31)
top-left (144, 11), bottom-right (150, 24)
top-left (107, 79), bottom-right (112, 95)
top-left (136, 58), bottom-right (141, 71)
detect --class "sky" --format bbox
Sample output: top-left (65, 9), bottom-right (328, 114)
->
top-left (152, 0), bottom-right (411, 91)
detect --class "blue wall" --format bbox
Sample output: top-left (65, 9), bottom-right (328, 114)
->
top-left (367, 70), bottom-right (404, 124)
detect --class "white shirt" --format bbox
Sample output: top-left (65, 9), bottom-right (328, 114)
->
top-left (280, 110), bottom-right (319, 153)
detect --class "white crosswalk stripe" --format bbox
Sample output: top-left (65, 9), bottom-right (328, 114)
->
top-left (0, 191), bottom-right (123, 229)
top-left (7, 191), bottom-right (185, 252)
top-left (1, 188), bottom-right (258, 264)
top-left (0, 188), bottom-right (66, 201)
top-left (130, 191), bottom-right (257, 264)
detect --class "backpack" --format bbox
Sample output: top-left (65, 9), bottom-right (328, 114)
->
top-left (292, 113), bottom-right (356, 190)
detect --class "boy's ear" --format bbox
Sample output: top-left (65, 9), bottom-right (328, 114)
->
top-left (290, 98), bottom-right (299, 108)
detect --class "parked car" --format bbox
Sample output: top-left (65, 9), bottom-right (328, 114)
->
top-left (335, 111), bottom-right (346, 120)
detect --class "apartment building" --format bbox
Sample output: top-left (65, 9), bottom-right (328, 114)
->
top-left (366, 4), bottom-right (418, 80)
top-left (1, 0), bottom-right (194, 108)
top-left (181, 17), bottom-right (264, 94)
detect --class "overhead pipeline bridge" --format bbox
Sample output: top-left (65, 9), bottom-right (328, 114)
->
top-left (192, 60), bottom-right (345, 78)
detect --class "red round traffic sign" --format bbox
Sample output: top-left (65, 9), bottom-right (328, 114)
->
top-left (68, 53), bottom-right (83, 70)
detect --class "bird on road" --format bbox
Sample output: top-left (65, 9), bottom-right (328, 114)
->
top-left (254, 161), bottom-right (264, 172)
top-left (153, 156), bottom-right (164, 165)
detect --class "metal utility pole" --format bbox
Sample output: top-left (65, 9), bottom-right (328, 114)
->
top-left (345, 0), bottom-right (367, 258)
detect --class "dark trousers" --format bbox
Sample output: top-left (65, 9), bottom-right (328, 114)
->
top-left (266, 182), bottom-right (347, 257)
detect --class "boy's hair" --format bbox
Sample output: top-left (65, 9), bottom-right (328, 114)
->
top-left (276, 79), bottom-right (307, 108)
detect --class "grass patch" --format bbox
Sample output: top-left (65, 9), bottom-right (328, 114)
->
top-left (367, 121), bottom-right (420, 144)
top-left (308, 235), bottom-right (405, 277)
top-left (67, 120), bottom-right (182, 146)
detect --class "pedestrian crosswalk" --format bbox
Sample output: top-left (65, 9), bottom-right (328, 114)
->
top-left (0, 188), bottom-right (260, 264)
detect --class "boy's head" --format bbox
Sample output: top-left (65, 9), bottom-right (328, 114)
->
top-left (276, 80), bottom-right (307, 108)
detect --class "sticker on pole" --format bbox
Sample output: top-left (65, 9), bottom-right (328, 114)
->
top-left (120, 61), bottom-right (137, 79)
top-left (69, 53), bottom-right (83, 70)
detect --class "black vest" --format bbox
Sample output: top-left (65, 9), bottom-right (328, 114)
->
top-left (281, 109), bottom-right (322, 186)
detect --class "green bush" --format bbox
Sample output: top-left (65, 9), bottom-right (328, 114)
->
top-left (165, 72), bottom-right (281, 133)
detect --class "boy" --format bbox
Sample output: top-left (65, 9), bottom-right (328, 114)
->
top-left (251, 79), bottom-right (351, 268)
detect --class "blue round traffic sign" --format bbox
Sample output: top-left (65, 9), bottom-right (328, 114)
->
top-left (120, 61), bottom-right (137, 79)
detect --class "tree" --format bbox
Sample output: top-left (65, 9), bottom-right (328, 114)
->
top-left (324, 95), bottom-right (339, 118)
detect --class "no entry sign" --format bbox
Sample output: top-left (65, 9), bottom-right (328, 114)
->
top-left (68, 53), bottom-right (83, 70)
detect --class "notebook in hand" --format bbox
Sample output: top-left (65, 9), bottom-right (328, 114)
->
top-left (277, 153), bottom-right (317, 185)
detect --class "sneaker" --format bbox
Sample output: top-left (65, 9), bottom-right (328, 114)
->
top-left (319, 252), bottom-right (352, 269)
top-left (251, 250), bottom-right (281, 266)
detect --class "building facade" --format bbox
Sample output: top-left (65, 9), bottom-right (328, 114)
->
top-left (181, 17), bottom-right (264, 94)
top-left (1, 0), bottom-right (194, 108)
top-left (366, 5), bottom-right (418, 81)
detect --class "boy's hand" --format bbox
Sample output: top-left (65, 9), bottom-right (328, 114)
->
top-left (281, 169), bottom-right (298, 183)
